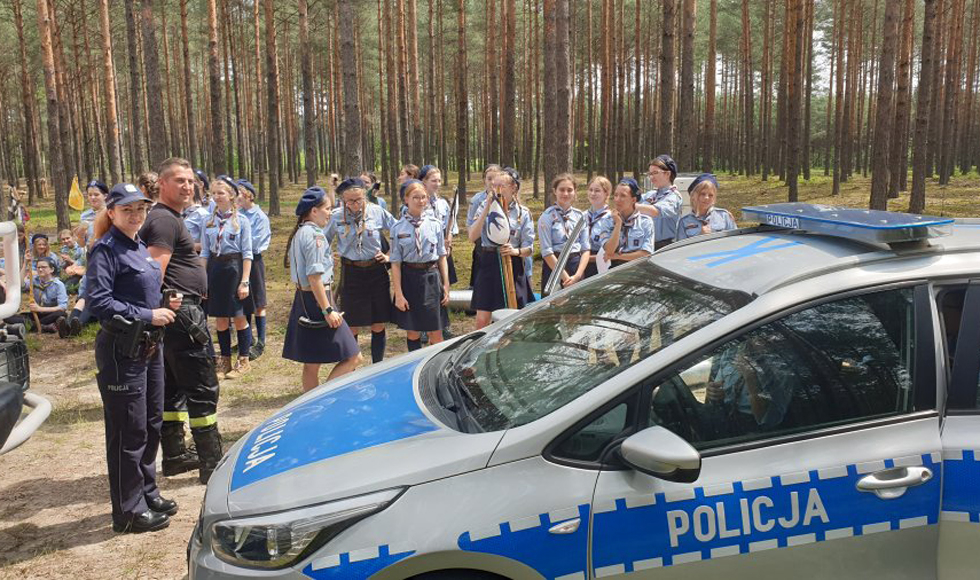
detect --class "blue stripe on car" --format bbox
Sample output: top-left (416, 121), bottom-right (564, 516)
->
top-left (230, 360), bottom-right (437, 491)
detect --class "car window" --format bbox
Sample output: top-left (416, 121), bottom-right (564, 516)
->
top-left (648, 288), bottom-right (917, 450)
top-left (447, 262), bottom-right (749, 430)
top-left (552, 403), bottom-right (630, 463)
top-left (938, 285), bottom-right (980, 409)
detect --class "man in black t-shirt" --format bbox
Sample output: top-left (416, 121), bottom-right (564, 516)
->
top-left (141, 157), bottom-right (223, 484)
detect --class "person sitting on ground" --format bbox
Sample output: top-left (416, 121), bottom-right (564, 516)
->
top-left (58, 228), bottom-right (85, 293)
top-left (26, 233), bottom-right (62, 278)
top-left (4, 257), bottom-right (68, 333)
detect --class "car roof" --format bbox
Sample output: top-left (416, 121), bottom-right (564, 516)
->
top-left (653, 214), bottom-right (980, 298)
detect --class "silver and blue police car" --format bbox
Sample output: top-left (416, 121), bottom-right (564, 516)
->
top-left (189, 203), bottom-right (980, 580)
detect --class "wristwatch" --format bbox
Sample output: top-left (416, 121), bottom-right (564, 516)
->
top-left (240, 280), bottom-right (250, 287)
top-left (322, 306), bottom-right (334, 316)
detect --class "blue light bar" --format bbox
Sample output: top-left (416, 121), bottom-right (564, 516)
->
top-left (742, 203), bottom-right (954, 245)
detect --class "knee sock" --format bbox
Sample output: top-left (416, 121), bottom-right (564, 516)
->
top-left (371, 330), bottom-right (387, 363)
top-left (255, 315), bottom-right (266, 344)
top-left (245, 314), bottom-right (254, 342)
top-left (237, 327), bottom-right (252, 359)
top-left (217, 329), bottom-right (232, 357)
top-left (407, 338), bottom-right (422, 352)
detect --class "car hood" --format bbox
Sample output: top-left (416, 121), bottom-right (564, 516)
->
top-left (222, 356), bottom-right (505, 516)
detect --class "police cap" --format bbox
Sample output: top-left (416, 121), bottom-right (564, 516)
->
top-left (107, 183), bottom-right (150, 208)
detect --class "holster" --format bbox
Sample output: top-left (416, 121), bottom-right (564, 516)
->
top-left (103, 315), bottom-right (148, 359)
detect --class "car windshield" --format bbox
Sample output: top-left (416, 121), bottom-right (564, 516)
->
top-left (447, 261), bottom-right (749, 430)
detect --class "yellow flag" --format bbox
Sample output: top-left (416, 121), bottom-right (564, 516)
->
top-left (68, 175), bottom-right (85, 211)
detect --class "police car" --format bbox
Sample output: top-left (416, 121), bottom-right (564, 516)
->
top-left (190, 203), bottom-right (980, 580)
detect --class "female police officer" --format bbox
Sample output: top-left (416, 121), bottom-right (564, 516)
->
top-left (87, 183), bottom-right (182, 534)
top-left (325, 177), bottom-right (396, 364)
top-left (391, 180), bottom-right (450, 350)
top-left (283, 187), bottom-right (361, 392)
top-left (602, 178), bottom-right (656, 267)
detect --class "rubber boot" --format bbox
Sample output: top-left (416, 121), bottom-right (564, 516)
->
top-left (161, 422), bottom-right (200, 476)
top-left (193, 425), bottom-right (224, 484)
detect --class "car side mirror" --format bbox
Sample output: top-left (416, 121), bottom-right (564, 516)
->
top-left (619, 426), bottom-right (701, 483)
top-left (0, 383), bottom-right (23, 450)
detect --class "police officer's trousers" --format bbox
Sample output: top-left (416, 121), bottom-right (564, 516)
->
top-left (95, 331), bottom-right (164, 525)
top-left (161, 302), bottom-right (220, 432)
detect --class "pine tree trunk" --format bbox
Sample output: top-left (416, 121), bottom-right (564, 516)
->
top-left (97, 0), bottom-right (123, 183)
top-left (543, 0), bottom-right (557, 195)
top-left (141, 0), bottom-right (168, 166)
top-left (501, 0), bottom-right (517, 167)
top-left (939, 0), bottom-right (966, 184)
top-left (36, 0), bottom-right (69, 229)
top-left (802, 0), bottom-right (814, 180)
top-left (678, 0), bottom-right (696, 170)
top-left (927, 0), bottom-right (947, 177)
top-left (889, 0), bottom-right (915, 197)
top-left (264, 0), bottom-right (281, 215)
top-left (703, 0), bottom-right (717, 172)
top-left (658, 0), bottom-right (676, 155)
top-left (910, 0), bottom-right (939, 213)
top-left (338, 0), bottom-right (364, 175)
top-left (206, 0), bottom-right (225, 175)
top-left (179, 0), bottom-right (197, 166)
top-left (869, 0), bottom-right (900, 209)
top-left (786, 0), bottom-right (804, 201)
top-left (12, 0), bottom-right (41, 203)
top-left (384, 0), bottom-right (401, 195)
top-left (124, 0), bottom-right (145, 173)
top-left (959, 0), bottom-right (979, 174)
top-left (456, 0), bottom-right (468, 198)
top-left (300, 0), bottom-right (316, 186)
top-left (740, 0), bottom-right (754, 175)
top-left (555, 0), bottom-right (572, 178)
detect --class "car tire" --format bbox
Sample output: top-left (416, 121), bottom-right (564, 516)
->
top-left (409, 570), bottom-right (510, 580)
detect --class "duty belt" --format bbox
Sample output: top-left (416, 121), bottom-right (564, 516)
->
top-left (403, 261), bottom-right (437, 270)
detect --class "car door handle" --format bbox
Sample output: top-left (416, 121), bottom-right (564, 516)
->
top-left (856, 466), bottom-right (932, 500)
top-left (548, 518), bottom-right (580, 535)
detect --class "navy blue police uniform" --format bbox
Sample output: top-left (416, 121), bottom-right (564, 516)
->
top-left (390, 213), bottom-right (448, 332)
top-left (86, 184), bottom-right (175, 533)
top-left (139, 178), bottom-right (223, 484)
top-left (537, 204), bottom-right (589, 293)
top-left (282, 187), bottom-right (360, 364)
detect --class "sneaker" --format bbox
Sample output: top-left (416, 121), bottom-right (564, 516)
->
top-left (56, 316), bottom-right (69, 338)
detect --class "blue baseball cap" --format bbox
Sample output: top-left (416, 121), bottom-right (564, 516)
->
top-left (296, 186), bottom-right (327, 216)
top-left (688, 173), bottom-right (719, 194)
top-left (107, 183), bottom-right (150, 208)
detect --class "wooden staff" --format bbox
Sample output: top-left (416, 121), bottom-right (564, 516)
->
top-left (498, 196), bottom-right (518, 309)
top-left (23, 221), bottom-right (41, 333)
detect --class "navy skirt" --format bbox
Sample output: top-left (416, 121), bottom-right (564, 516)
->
top-left (540, 253), bottom-right (582, 295)
top-left (340, 262), bottom-right (392, 327)
top-left (394, 265), bottom-right (448, 332)
top-left (447, 254), bottom-right (458, 285)
top-left (282, 289), bottom-right (360, 364)
top-left (468, 245), bottom-right (481, 287)
top-left (471, 251), bottom-right (534, 312)
top-left (206, 255), bottom-right (246, 317)
top-left (243, 253), bottom-right (267, 314)
top-left (583, 260), bottom-right (600, 279)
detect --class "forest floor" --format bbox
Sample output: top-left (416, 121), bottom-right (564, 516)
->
top-left (0, 170), bottom-right (977, 579)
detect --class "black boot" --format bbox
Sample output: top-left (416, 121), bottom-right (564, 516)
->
top-left (161, 422), bottom-right (199, 476)
top-left (192, 425), bottom-right (224, 485)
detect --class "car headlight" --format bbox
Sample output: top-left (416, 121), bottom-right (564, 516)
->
top-left (209, 487), bottom-right (404, 569)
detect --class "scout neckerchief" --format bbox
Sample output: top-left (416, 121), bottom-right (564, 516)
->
top-left (694, 205), bottom-right (716, 224)
top-left (620, 210), bottom-right (639, 253)
top-left (652, 185), bottom-right (676, 204)
top-left (507, 201), bottom-right (523, 245)
top-left (344, 205), bottom-right (366, 254)
top-left (407, 213), bottom-right (424, 257)
top-left (35, 276), bottom-right (52, 305)
top-left (554, 204), bottom-right (573, 239)
top-left (587, 206), bottom-right (608, 231)
top-left (214, 209), bottom-right (233, 256)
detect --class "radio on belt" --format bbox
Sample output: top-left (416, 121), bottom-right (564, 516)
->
top-left (742, 202), bottom-right (955, 245)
